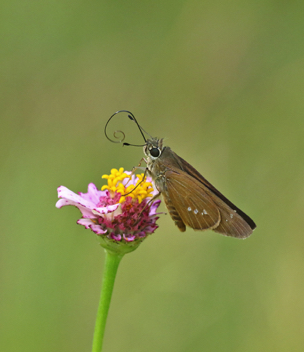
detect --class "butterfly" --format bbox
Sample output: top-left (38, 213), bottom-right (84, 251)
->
top-left (105, 111), bottom-right (256, 238)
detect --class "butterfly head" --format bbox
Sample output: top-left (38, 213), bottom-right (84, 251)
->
top-left (144, 138), bottom-right (164, 161)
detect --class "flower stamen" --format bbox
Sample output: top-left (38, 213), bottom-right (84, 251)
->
top-left (101, 168), bottom-right (153, 204)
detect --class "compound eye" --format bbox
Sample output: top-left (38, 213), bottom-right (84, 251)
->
top-left (150, 147), bottom-right (160, 158)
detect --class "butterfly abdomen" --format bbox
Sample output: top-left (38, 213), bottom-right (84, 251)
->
top-left (163, 192), bottom-right (186, 232)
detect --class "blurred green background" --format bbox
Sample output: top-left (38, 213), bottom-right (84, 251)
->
top-left (1, 1), bottom-right (304, 351)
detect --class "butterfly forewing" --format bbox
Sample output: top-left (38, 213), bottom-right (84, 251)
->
top-left (157, 148), bottom-right (256, 237)
top-left (170, 151), bottom-right (256, 231)
top-left (208, 195), bottom-right (253, 238)
top-left (165, 169), bottom-right (221, 231)
top-left (164, 167), bottom-right (253, 238)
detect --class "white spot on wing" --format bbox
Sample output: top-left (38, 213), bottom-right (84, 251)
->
top-left (230, 214), bottom-right (233, 218)
top-left (187, 207), bottom-right (192, 211)
top-left (203, 209), bottom-right (208, 215)
top-left (194, 209), bottom-right (198, 214)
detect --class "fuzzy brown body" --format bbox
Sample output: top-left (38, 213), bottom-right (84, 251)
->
top-left (144, 138), bottom-right (256, 238)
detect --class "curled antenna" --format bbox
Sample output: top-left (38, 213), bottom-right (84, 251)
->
top-left (104, 110), bottom-right (149, 147)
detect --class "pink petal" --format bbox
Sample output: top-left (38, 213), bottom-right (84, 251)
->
top-left (78, 183), bottom-right (106, 204)
top-left (123, 234), bottom-right (136, 242)
top-left (138, 231), bottom-right (146, 238)
top-left (92, 203), bottom-right (120, 215)
top-left (57, 185), bottom-right (106, 218)
top-left (77, 219), bottom-right (107, 235)
top-left (56, 198), bottom-right (95, 218)
top-left (149, 200), bottom-right (161, 215)
top-left (57, 186), bottom-right (95, 208)
top-left (110, 233), bottom-right (122, 241)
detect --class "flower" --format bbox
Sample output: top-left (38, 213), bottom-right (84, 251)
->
top-left (56, 168), bottom-right (161, 253)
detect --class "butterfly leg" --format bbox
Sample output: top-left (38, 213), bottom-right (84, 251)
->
top-left (123, 167), bottom-right (149, 197)
top-left (130, 157), bottom-right (148, 174)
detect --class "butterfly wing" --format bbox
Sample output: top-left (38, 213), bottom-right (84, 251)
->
top-left (174, 152), bottom-right (256, 231)
top-left (164, 169), bottom-right (221, 231)
top-left (165, 167), bottom-right (254, 238)
top-left (158, 147), bottom-right (256, 235)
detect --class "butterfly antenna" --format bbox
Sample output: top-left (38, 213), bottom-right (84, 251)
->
top-left (104, 110), bottom-right (148, 147)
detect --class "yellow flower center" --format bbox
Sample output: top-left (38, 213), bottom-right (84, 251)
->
top-left (101, 167), bottom-right (154, 204)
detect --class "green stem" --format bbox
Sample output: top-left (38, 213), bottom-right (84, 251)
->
top-left (92, 250), bottom-right (123, 352)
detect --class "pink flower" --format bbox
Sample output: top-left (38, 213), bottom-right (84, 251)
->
top-left (56, 169), bottom-right (161, 247)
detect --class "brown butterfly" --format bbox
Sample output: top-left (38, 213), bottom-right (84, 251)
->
top-left (105, 111), bottom-right (256, 238)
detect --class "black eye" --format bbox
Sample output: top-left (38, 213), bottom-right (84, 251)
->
top-left (150, 147), bottom-right (160, 158)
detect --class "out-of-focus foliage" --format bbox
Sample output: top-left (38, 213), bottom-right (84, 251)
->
top-left (1, 1), bottom-right (304, 351)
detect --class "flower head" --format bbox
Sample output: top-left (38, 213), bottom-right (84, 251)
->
top-left (56, 168), bottom-right (161, 254)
